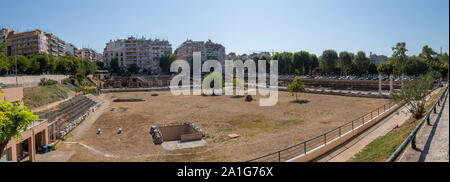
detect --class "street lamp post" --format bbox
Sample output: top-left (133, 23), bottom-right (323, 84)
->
top-left (15, 47), bottom-right (18, 86)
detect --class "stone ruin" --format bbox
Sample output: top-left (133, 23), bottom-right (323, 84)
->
top-left (150, 122), bottom-right (205, 145)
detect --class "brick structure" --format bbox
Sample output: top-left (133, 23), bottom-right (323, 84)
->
top-left (0, 85), bottom-right (50, 162)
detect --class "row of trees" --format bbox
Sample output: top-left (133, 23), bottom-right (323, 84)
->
top-left (272, 52), bottom-right (319, 75)
top-left (317, 50), bottom-right (378, 76)
top-left (264, 50), bottom-right (378, 76)
top-left (277, 43), bottom-right (448, 78)
top-left (377, 43), bottom-right (448, 78)
top-left (0, 54), bottom-right (98, 76)
top-left (0, 43), bottom-right (98, 76)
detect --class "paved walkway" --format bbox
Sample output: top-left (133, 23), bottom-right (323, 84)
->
top-left (400, 90), bottom-right (449, 162)
top-left (35, 151), bottom-right (74, 162)
top-left (315, 88), bottom-right (443, 162)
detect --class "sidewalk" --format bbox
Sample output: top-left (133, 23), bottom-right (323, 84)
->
top-left (315, 88), bottom-right (443, 162)
top-left (400, 91), bottom-right (449, 162)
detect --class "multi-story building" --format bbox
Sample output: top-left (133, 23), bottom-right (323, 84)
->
top-left (369, 52), bottom-right (388, 65)
top-left (205, 39), bottom-right (226, 67)
top-left (175, 39), bottom-right (225, 67)
top-left (6, 29), bottom-right (67, 58)
top-left (0, 28), bottom-right (12, 55)
top-left (103, 36), bottom-right (171, 73)
top-left (80, 48), bottom-right (102, 62)
top-left (45, 33), bottom-right (66, 57)
top-left (6, 30), bottom-right (49, 56)
top-left (94, 52), bottom-right (103, 62)
top-left (64, 43), bottom-right (81, 57)
top-left (0, 28), bottom-right (11, 44)
top-left (151, 39), bottom-right (172, 60)
top-left (175, 40), bottom-right (206, 64)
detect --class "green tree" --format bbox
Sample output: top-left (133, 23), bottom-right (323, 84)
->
top-left (159, 54), bottom-right (176, 73)
top-left (353, 51), bottom-right (370, 76)
top-left (0, 42), bottom-right (6, 54)
top-left (287, 76), bottom-right (308, 102)
top-left (391, 42), bottom-right (408, 75)
top-left (27, 53), bottom-right (50, 74)
top-left (96, 61), bottom-right (105, 70)
top-left (110, 57), bottom-right (120, 73)
top-left (272, 52), bottom-right (293, 75)
top-left (47, 56), bottom-right (56, 74)
top-left (320, 49), bottom-right (338, 75)
top-left (404, 57), bottom-right (428, 76)
top-left (377, 61), bottom-right (393, 76)
top-left (391, 73), bottom-right (434, 118)
top-left (338, 51), bottom-right (353, 75)
top-left (55, 57), bottom-right (73, 74)
top-left (419, 45), bottom-right (438, 63)
top-left (0, 92), bottom-right (39, 158)
top-left (293, 51), bottom-right (310, 75)
top-left (368, 62), bottom-right (378, 75)
top-left (27, 58), bottom-right (41, 74)
top-left (309, 54), bottom-right (319, 75)
top-left (0, 53), bottom-right (9, 75)
top-left (8, 55), bottom-right (30, 74)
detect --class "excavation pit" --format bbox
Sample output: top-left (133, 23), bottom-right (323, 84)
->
top-left (150, 123), bottom-right (205, 145)
top-left (113, 98), bottom-right (145, 102)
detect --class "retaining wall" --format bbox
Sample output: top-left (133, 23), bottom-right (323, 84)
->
top-left (0, 75), bottom-right (70, 88)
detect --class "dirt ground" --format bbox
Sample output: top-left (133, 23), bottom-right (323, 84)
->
top-left (59, 90), bottom-right (389, 162)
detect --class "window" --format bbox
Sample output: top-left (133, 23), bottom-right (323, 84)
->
top-left (0, 148), bottom-right (11, 162)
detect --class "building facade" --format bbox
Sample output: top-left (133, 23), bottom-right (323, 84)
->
top-left (205, 39), bottom-right (226, 67)
top-left (0, 28), bottom-right (11, 55)
top-left (175, 39), bottom-right (225, 67)
top-left (0, 85), bottom-right (49, 162)
top-left (6, 29), bottom-right (68, 58)
top-left (0, 28), bottom-right (11, 44)
top-left (6, 30), bottom-right (49, 56)
top-left (80, 48), bottom-right (102, 62)
top-left (45, 33), bottom-right (66, 57)
top-left (175, 40), bottom-right (206, 64)
top-left (103, 36), bottom-right (172, 73)
top-left (64, 43), bottom-right (81, 57)
top-left (151, 39), bottom-right (172, 59)
top-left (369, 52), bottom-right (388, 65)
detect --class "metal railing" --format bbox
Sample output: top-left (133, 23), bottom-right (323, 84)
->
top-left (386, 84), bottom-right (449, 162)
top-left (247, 100), bottom-right (398, 162)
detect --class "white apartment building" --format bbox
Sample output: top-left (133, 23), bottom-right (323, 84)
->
top-left (80, 48), bottom-right (102, 62)
top-left (369, 52), bottom-right (388, 65)
top-left (64, 43), bottom-right (81, 57)
top-left (103, 36), bottom-right (172, 73)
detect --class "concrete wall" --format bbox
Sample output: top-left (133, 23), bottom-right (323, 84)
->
top-left (3, 120), bottom-right (49, 162)
top-left (0, 75), bottom-right (69, 88)
top-left (159, 124), bottom-right (199, 141)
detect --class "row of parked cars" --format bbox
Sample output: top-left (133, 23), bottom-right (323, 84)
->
top-left (279, 75), bottom-right (416, 81)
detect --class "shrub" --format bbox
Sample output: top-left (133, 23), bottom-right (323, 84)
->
top-left (39, 78), bottom-right (58, 86)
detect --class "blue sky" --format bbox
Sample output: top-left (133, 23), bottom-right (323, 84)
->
top-left (1, 0), bottom-right (448, 56)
